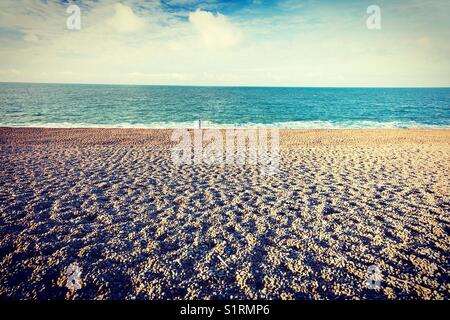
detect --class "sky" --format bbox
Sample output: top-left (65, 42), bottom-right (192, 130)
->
top-left (0, 0), bottom-right (449, 87)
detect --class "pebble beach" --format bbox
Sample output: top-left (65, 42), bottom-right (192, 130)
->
top-left (0, 127), bottom-right (448, 299)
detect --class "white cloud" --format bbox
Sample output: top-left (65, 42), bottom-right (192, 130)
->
top-left (106, 3), bottom-right (146, 33)
top-left (189, 9), bottom-right (242, 49)
top-left (23, 33), bottom-right (39, 42)
top-left (0, 0), bottom-right (448, 86)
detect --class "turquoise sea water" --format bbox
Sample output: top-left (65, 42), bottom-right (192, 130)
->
top-left (0, 83), bottom-right (449, 128)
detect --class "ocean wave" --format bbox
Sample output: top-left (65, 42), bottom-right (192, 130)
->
top-left (1, 120), bottom-right (449, 129)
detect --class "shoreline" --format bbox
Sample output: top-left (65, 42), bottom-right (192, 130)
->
top-left (0, 127), bottom-right (449, 299)
top-left (1, 127), bottom-right (449, 146)
top-left (1, 123), bottom-right (449, 130)
top-left (2, 125), bottom-right (450, 128)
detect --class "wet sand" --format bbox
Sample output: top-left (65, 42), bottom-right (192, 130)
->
top-left (0, 127), bottom-right (449, 299)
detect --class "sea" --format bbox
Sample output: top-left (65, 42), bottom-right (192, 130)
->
top-left (0, 83), bottom-right (449, 128)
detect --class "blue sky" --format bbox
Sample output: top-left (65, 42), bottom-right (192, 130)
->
top-left (0, 0), bottom-right (449, 86)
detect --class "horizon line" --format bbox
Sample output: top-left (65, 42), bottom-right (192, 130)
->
top-left (1, 81), bottom-right (449, 89)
